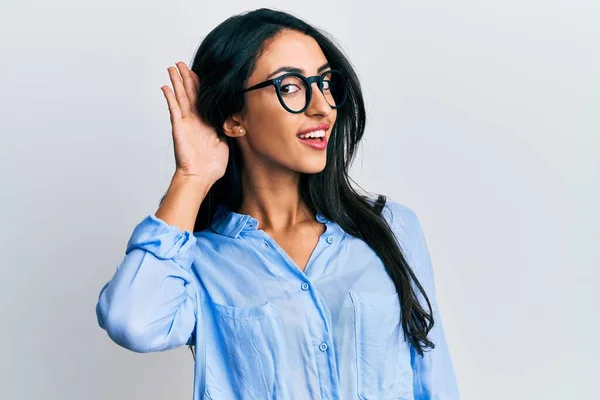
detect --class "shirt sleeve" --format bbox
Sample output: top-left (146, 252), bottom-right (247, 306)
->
top-left (95, 213), bottom-right (199, 353)
top-left (407, 211), bottom-right (461, 400)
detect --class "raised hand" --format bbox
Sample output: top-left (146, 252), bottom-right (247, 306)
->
top-left (160, 61), bottom-right (229, 185)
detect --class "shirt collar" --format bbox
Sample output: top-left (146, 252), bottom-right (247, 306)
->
top-left (209, 205), bottom-right (332, 238)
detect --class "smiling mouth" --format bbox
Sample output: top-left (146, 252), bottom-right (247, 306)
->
top-left (297, 129), bottom-right (326, 141)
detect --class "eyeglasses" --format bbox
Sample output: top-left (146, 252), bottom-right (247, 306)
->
top-left (242, 69), bottom-right (348, 114)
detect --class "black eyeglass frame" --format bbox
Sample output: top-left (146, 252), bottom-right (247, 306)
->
top-left (241, 69), bottom-right (348, 114)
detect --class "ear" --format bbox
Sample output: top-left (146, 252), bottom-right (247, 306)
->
top-left (222, 114), bottom-right (246, 138)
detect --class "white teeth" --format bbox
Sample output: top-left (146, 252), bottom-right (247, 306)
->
top-left (297, 129), bottom-right (326, 139)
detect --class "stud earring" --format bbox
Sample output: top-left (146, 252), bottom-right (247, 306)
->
top-left (239, 128), bottom-right (245, 134)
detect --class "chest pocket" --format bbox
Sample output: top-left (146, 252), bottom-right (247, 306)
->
top-left (208, 300), bottom-right (291, 400)
top-left (349, 291), bottom-right (414, 400)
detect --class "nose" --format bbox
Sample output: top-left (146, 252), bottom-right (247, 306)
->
top-left (305, 82), bottom-right (332, 116)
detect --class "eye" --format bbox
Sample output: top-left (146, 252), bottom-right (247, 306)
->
top-left (280, 84), bottom-right (301, 95)
top-left (279, 75), bottom-right (305, 96)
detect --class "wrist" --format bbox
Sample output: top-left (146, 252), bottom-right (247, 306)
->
top-left (171, 172), bottom-right (212, 195)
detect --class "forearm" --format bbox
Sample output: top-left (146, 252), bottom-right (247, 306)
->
top-left (155, 172), bottom-right (212, 232)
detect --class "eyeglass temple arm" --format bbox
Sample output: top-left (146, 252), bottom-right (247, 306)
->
top-left (243, 80), bottom-right (276, 93)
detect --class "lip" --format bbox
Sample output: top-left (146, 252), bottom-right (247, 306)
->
top-left (297, 123), bottom-right (330, 136)
top-left (297, 135), bottom-right (328, 150)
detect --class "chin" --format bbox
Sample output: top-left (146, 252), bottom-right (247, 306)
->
top-left (296, 159), bottom-right (327, 174)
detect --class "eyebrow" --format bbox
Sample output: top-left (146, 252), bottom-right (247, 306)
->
top-left (266, 62), bottom-right (330, 80)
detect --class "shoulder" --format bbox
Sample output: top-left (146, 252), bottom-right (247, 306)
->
top-left (376, 197), bottom-right (424, 258)
top-left (380, 198), bottom-right (420, 236)
top-left (381, 198), bottom-right (438, 287)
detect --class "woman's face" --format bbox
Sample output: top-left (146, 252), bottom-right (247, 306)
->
top-left (226, 30), bottom-right (338, 175)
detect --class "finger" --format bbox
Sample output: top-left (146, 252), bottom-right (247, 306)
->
top-left (169, 63), bottom-right (192, 117)
top-left (176, 62), bottom-right (198, 107)
top-left (190, 70), bottom-right (200, 91)
top-left (160, 85), bottom-right (182, 123)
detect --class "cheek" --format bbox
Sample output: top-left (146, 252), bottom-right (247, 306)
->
top-left (246, 97), bottom-right (298, 144)
top-left (256, 116), bottom-right (298, 148)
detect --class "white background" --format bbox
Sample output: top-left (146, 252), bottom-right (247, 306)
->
top-left (1, 0), bottom-right (598, 399)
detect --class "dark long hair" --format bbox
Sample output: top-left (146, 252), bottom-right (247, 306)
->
top-left (162, 8), bottom-right (435, 358)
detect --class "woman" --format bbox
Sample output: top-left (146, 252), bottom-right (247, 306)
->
top-left (96, 7), bottom-right (460, 400)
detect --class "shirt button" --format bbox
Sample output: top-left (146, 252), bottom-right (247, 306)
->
top-left (262, 241), bottom-right (270, 248)
top-left (301, 282), bottom-right (309, 291)
top-left (319, 342), bottom-right (328, 351)
top-left (326, 236), bottom-right (334, 244)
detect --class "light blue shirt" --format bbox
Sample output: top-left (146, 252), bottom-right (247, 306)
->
top-left (96, 199), bottom-right (460, 400)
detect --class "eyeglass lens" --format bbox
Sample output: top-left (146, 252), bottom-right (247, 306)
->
top-left (278, 71), bottom-right (346, 112)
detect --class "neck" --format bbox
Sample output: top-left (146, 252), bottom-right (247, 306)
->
top-left (236, 166), bottom-right (313, 232)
